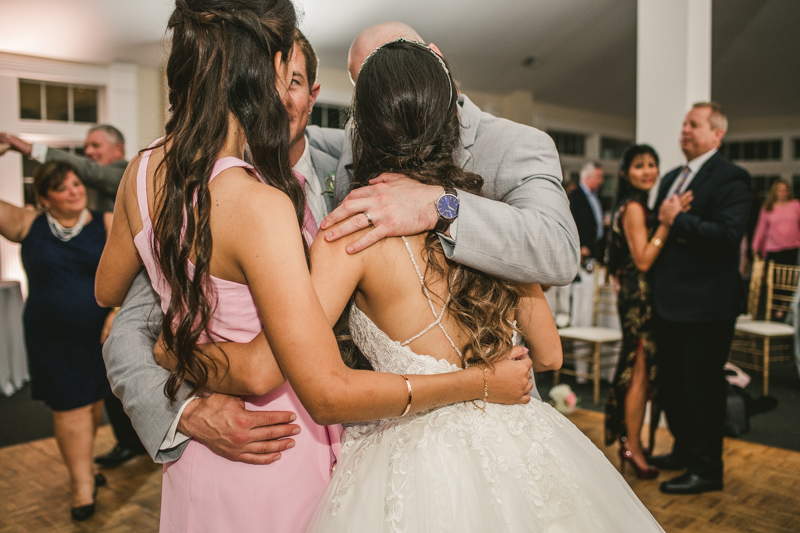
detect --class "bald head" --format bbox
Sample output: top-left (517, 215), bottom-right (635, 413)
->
top-left (348, 22), bottom-right (424, 82)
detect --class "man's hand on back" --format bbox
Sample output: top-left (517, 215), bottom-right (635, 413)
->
top-left (177, 393), bottom-right (300, 465)
top-left (320, 173), bottom-right (442, 254)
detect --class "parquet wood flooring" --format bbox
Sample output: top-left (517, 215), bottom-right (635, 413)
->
top-left (2, 410), bottom-right (799, 532)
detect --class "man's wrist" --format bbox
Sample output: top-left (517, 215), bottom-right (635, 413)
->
top-left (175, 396), bottom-right (200, 437)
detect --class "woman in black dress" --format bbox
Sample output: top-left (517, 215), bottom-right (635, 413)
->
top-left (604, 145), bottom-right (692, 479)
top-left (0, 161), bottom-right (114, 520)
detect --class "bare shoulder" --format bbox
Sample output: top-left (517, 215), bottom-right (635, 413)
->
top-left (310, 218), bottom-right (373, 267)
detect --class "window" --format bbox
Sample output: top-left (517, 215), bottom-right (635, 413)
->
top-left (548, 130), bottom-right (586, 157)
top-left (751, 175), bottom-right (781, 199)
top-left (794, 139), bottom-right (800, 159)
top-left (600, 137), bottom-right (632, 160)
top-left (720, 139), bottom-right (782, 161)
top-left (309, 103), bottom-right (348, 129)
top-left (19, 80), bottom-right (99, 123)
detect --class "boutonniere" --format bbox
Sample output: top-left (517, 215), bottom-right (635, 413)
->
top-left (322, 171), bottom-right (335, 197)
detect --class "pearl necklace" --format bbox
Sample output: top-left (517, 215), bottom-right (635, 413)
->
top-left (46, 208), bottom-right (89, 242)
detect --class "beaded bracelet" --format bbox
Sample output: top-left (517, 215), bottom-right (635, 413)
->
top-left (471, 365), bottom-right (489, 412)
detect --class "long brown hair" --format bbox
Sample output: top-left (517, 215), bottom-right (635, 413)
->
top-left (763, 179), bottom-right (793, 212)
top-left (154, 0), bottom-right (305, 401)
top-left (350, 40), bottom-right (522, 367)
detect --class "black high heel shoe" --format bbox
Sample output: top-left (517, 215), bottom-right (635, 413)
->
top-left (619, 441), bottom-right (659, 480)
top-left (71, 474), bottom-right (106, 521)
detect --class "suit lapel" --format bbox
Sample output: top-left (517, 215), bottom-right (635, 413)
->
top-left (309, 146), bottom-right (336, 215)
top-left (686, 152), bottom-right (721, 194)
top-left (455, 94), bottom-right (480, 169)
top-left (656, 168), bottom-right (680, 208)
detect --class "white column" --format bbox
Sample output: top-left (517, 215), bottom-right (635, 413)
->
top-left (637, 0), bottom-right (712, 188)
top-left (107, 63), bottom-right (139, 160)
top-left (0, 75), bottom-right (25, 287)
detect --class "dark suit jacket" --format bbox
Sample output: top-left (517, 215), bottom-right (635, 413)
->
top-left (652, 152), bottom-right (751, 322)
top-left (569, 186), bottom-right (601, 259)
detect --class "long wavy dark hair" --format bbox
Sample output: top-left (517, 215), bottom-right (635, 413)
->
top-left (606, 144), bottom-right (659, 271)
top-left (349, 40), bottom-right (522, 368)
top-left (153, 0), bottom-right (304, 401)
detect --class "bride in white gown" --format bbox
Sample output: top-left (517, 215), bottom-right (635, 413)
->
top-left (302, 39), bottom-right (664, 532)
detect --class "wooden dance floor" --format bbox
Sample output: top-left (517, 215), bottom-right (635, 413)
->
top-left (1, 409), bottom-right (798, 532)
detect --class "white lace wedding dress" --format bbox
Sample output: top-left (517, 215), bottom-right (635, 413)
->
top-left (303, 240), bottom-right (664, 533)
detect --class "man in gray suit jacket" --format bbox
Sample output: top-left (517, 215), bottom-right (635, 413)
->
top-left (104, 24), bottom-right (579, 464)
top-left (0, 125), bottom-right (127, 213)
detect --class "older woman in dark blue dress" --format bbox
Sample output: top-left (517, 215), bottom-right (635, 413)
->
top-left (0, 161), bottom-right (114, 520)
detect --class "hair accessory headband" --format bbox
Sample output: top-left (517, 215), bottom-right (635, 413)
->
top-left (359, 37), bottom-right (453, 105)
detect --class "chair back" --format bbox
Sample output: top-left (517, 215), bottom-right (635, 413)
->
top-left (592, 267), bottom-right (618, 327)
top-left (765, 261), bottom-right (800, 318)
top-left (747, 256), bottom-right (765, 318)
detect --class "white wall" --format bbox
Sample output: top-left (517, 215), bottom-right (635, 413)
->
top-left (0, 52), bottom-right (165, 287)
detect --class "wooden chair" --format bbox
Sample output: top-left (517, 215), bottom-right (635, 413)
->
top-left (730, 260), bottom-right (798, 395)
top-left (739, 255), bottom-right (765, 323)
top-left (554, 267), bottom-right (622, 404)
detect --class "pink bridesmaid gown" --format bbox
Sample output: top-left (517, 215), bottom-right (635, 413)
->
top-left (133, 145), bottom-right (341, 533)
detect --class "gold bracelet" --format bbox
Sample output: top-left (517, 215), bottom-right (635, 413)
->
top-left (471, 365), bottom-right (489, 412)
top-left (400, 375), bottom-right (413, 416)
top-left (650, 237), bottom-right (663, 249)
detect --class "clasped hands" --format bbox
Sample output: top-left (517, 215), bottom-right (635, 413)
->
top-left (658, 190), bottom-right (694, 226)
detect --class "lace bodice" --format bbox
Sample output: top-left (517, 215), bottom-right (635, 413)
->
top-left (349, 305), bottom-right (462, 376)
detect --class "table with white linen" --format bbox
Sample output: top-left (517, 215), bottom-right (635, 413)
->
top-left (0, 281), bottom-right (28, 396)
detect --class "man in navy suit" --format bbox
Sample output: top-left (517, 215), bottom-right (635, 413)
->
top-left (568, 161), bottom-right (605, 261)
top-left (649, 102), bottom-right (751, 494)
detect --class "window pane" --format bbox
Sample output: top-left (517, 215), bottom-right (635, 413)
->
top-left (19, 81), bottom-right (41, 119)
top-left (757, 141), bottom-right (769, 160)
top-left (73, 86), bottom-right (98, 123)
top-left (795, 139), bottom-right (800, 159)
top-left (309, 106), bottom-right (323, 128)
top-left (327, 107), bottom-right (340, 129)
top-left (729, 143), bottom-right (740, 160)
top-left (743, 142), bottom-right (755, 160)
top-left (770, 140), bottom-right (782, 160)
top-left (22, 157), bottom-right (41, 178)
top-left (45, 84), bottom-right (69, 121)
top-left (600, 137), bottom-right (631, 160)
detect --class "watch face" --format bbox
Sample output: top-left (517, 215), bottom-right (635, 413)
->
top-left (437, 194), bottom-right (460, 220)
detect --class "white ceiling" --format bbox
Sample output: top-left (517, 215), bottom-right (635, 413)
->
top-left (0, 0), bottom-right (796, 121)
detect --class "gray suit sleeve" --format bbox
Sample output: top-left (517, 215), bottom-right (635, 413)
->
top-left (445, 128), bottom-right (580, 286)
top-left (103, 269), bottom-right (193, 463)
top-left (305, 125), bottom-right (346, 160)
top-left (45, 148), bottom-right (125, 198)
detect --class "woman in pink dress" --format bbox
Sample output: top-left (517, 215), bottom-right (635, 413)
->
top-left (95, 1), bottom-right (533, 532)
top-left (752, 179), bottom-right (800, 266)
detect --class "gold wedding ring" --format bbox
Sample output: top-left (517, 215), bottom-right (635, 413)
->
top-left (363, 211), bottom-right (374, 227)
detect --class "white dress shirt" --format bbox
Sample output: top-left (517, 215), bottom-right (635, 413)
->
top-left (580, 182), bottom-right (604, 239)
top-left (293, 135), bottom-right (327, 227)
top-left (665, 147), bottom-right (718, 198)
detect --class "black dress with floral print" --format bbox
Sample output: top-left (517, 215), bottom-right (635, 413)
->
top-left (604, 190), bottom-right (658, 446)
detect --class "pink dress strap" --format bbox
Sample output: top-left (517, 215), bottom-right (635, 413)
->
top-left (209, 157), bottom-right (260, 184)
top-left (135, 138), bottom-right (162, 230)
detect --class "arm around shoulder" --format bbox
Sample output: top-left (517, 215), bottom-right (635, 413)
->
top-left (449, 128), bottom-right (580, 285)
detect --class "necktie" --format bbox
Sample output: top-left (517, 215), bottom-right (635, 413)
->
top-left (673, 165), bottom-right (692, 196)
top-left (293, 171), bottom-right (318, 244)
